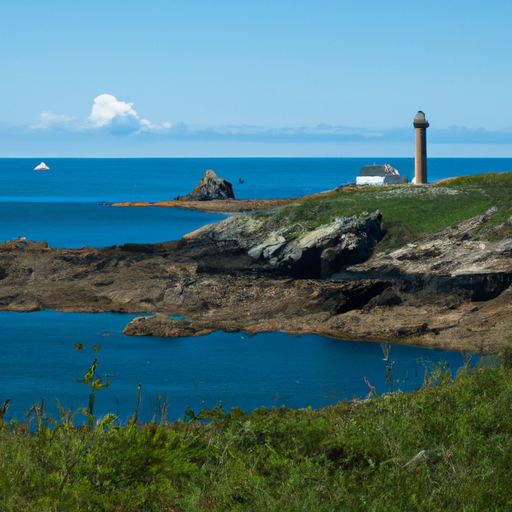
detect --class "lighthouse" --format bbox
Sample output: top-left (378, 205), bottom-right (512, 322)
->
top-left (413, 111), bottom-right (429, 184)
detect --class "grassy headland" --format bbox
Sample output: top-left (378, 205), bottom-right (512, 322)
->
top-left (1, 354), bottom-right (512, 511)
top-left (255, 172), bottom-right (512, 251)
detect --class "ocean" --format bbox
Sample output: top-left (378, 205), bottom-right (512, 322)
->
top-left (1, 157), bottom-right (510, 422)
top-left (1, 157), bottom-right (511, 247)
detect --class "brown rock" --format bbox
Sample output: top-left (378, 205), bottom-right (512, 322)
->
top-left (175, 170), bottom-right (235, 201)
top-left (122, 315), bottom-right (203, 337)
top-left (1, 209), bottom-right (512, 354)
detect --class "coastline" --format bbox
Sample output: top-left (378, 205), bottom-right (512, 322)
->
top-left (111, 187), bottom-right (351, 213)
top-left (1, 212), bottom-right (511, 354)
top-left (3, 175), bottom-right (512, 355)
top-left (112, 198), bottom-right (297, 213)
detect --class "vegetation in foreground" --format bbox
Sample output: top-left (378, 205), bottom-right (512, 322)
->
top-left (254, 172), bottom-right (512, 251)
top-left (1, 351), bottom-right (512, 511)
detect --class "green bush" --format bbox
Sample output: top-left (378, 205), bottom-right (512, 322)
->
top-left (1, 356), bottom-right (512, 511)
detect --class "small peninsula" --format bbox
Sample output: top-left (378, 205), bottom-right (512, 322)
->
top-left (113, 169), bottom-right (297, 212)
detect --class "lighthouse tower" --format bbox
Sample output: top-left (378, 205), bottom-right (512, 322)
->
top-left (413, 111), bottom-right (429, 184)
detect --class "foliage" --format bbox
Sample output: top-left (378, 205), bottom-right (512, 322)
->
top-left (1, 357), bottom-right (512, 510)
top-left (75, 343), bottom-right (111, 426)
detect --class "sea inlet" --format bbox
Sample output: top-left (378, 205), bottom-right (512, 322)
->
top-left (2, 310), bottom-right (469, 424)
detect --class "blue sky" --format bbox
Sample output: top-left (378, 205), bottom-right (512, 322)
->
top-left (1, 1), bottom-right (511, 157)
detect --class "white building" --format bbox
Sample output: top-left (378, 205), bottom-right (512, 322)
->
top-left (356, 164), bottom-right (407, 186)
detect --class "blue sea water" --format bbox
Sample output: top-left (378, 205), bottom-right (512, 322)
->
top-left (1, 157), bottom-right (508, 422)
top-left (1, 311), bottom-right (466, 423)
top-left (1, 157), bottom-right (511, 247)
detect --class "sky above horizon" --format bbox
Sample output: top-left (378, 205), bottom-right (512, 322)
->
top-left (1, 1), bottom-right (511, 157)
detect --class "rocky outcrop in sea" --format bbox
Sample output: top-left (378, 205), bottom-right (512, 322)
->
top-left (175, 170), bottom-right (235, 201)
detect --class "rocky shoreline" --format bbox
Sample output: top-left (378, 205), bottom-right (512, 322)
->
top-left (112, 198), bottom-right (296, 213)
top-left (1, 199), bottom-right (511, 354)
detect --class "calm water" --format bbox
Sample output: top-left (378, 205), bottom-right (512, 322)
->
top-left (1, 158), bottom-right (511, 247)
top-left (1, 311), bottom-right (466, 423)
top-left (0, 158), bottom-right (505, 421)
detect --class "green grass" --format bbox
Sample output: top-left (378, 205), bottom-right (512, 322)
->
top-left (254, 172), bottom-right (512, 251)
top-left (2, 352), bottom-right (512, 511)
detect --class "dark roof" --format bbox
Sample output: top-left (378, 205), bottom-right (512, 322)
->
top-left (360, 164), bottom-right (399, 177)
top-left (413, 111), bottom-right (429, 128)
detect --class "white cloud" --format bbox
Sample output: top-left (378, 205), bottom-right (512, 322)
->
top-left (136, 118), bottom-right (173, 133)
top-left (29, 94), bottom-right (172, 134)
top-left (29, 111), bottom-right (74, 129)
top-left (86, 94), bottom-right (173, 134)
top-left (88, 94), bottom-right (139, 127)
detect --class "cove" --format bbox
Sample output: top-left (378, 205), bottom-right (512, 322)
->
top-left (0, 202), bottom-right (225, 249)
top-left (1, 311), bottom-right (469, 423)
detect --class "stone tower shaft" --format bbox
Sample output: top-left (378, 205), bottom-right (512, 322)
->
top-left (413, 111), bottom-right (429, 184)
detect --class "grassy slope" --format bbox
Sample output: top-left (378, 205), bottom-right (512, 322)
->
top-left (1, 356), bottom-right (512, 511)
top-left (255, 172), bottom-right (512, 251)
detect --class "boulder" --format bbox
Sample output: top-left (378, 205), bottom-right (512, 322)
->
top-left (246, 212), bottom-right (383, 278)
top-left (175, 170), bottom-right (235, 201)
top-left (122, 315), bottom-right (207, 337)
top-left (179, 210), bottom-right (383, 278)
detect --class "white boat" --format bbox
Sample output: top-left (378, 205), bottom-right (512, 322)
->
top-left (34, 162), bottom-right (50, 171)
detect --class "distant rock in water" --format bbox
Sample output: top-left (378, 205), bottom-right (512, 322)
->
top-left (34, 162), bottom-right (50, 171)
top-left (175, 170), bottom-right (235, 201)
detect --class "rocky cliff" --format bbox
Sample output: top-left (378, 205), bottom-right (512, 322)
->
top-left (178, 210), bottom-right (383, 278)
top-left (1, 204), bottom-right (511, 353)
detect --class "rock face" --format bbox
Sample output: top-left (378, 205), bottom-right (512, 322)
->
top-left (179, 211), bottom-right (383, 278)
top-left (175, 170), bottom-right (235, 201)
top-left (245, 213), bottom-right (383, 278)
top-left (348, 208), bottom-right (512, 278)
